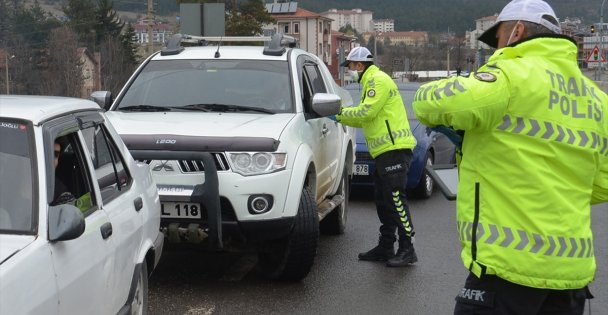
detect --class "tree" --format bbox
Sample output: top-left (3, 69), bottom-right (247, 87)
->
top-left (45, 26), bottom-right (84, 97)
top-left (64, 0), bottom-right (138, 93)
top-left (63, 0), bottom-right (97, 46)
top-left (94, 0), bottom-right (124, 44)
top-left (226, 0), bottom-right (275, 36)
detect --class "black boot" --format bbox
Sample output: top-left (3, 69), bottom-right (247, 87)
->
top-left (358, 245), bottom-right (395, 261)
top-left (386, 242), bottom-right (417, 267)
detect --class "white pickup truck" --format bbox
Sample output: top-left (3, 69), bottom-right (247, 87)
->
top-left (92, 34), bottom-right (356, 281)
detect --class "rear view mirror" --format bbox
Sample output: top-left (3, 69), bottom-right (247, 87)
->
top-left (48, 204), bottom-right (85, 242)
top-left (311, 93), bottom-right (341, 117)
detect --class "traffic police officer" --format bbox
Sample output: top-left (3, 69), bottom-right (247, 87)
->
top-left (413, 0), bottom-right (608, 313)
top-left (335, 46), bottom-right (418, 267)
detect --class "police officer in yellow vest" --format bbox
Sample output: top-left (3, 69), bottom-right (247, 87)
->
top-left (413, 0), bottom-right (608, 313)
top-left (334, 46), bottom-right (418, 267)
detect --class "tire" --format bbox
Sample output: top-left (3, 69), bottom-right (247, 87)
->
top-left (257, 187), bottom-right (319, 281)
top-left (320, 167), bottom-right (349, 235)
top-left (131, 262), bottom-right (148, 315)
top-left (411, 153), bottom-right (434, 199)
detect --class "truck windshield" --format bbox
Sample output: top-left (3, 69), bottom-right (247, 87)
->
top-left (0, 120), bottom-right (35, 234)
top-left (115, 59), bottom-right (293, 113)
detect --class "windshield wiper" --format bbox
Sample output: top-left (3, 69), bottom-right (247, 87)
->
top-left (118, 105), bottom-right (175, 112)
top-left (181, 104), bottom-right (274, 114)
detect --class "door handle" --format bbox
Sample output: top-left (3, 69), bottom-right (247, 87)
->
top-left (100, 222), bottom-right (113, 240)
top-left (134, 197), bottom-right (143, 212)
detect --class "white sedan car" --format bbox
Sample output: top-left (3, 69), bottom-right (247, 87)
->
top-left (0, 96), bottom-right (163, 314)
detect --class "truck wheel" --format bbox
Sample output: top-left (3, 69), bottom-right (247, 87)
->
top-left (257, 187), bottom-right (319, 281)
top-left (320, 166), bottom-right (349, 235)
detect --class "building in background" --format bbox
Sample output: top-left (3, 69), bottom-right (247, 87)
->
top-left (77, 47), bottom-right (101, 98)
top-left (264, 1), bottom-right (332, 65)
top-left (465, 15), bottom-right (497, 50)
top-left (132, 20), bottom-right (174, 45)
top-left (362, 31), bottom-right (429, 47)
top-left (320, 8), bottom-right (373, 33)
top-left (373, 19), bottom-right (394, 32)
top-left (330, 30), bottom-right (357, 84)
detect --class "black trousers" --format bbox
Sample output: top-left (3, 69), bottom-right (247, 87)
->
top-left (454, 272), bottom-right (592, 315)
top-left (372, 149), bottom-right (414, 247)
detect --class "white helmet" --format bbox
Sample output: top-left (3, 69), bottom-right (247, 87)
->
top-left (340, 46), bottom-right (374, 67)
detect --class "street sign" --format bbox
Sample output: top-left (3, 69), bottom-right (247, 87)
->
top-left (587, 45), bottom-right (606, 63)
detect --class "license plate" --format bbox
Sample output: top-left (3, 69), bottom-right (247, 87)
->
top-left (161, 202), bottom-right (202, 219)
top-left (353, 164), bottom-right (369, 176)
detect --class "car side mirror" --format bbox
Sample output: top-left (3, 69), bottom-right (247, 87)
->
top-left (48, 204), bottom-right (85, 242)
top-left (311, 93), bottom-right (341, 117)
top-left (89, 91), bottom-right (113, 111)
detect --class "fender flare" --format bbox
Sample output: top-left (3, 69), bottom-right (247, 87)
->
top-left (282, 144), bottom-right (314, 217)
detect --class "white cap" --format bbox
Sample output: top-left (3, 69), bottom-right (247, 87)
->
top-left (478, 0), bottom-right (561, 48)
top-left (340, 46), bottom-right (374, 67)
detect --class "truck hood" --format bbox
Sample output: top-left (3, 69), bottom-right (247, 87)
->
top-left (106, 112), bottom-right (295, 139)
top-left (0, 235), bottom-right (36, 265)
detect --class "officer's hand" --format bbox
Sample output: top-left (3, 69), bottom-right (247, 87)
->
top-left (328, 115), bottom-right (338, 122)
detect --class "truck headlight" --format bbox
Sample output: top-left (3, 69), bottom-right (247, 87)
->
top-left (228, 152), bottom-right (287, 176)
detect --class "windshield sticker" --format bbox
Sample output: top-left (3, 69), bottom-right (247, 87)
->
top-left (0, 122), bottom-right (23, 130)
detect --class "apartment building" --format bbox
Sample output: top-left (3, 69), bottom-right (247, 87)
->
top-left (320, 8), bottom-right (373, 33)
top-left (362, 31), bottom-right (429, 47)
top-left (373, 19), bottom-right (395, 33)
top-left (265, 1), bottom-right (332, 64)
top-left (465, 15), bottom-right (497, 50)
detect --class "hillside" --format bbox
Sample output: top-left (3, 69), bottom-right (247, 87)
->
top-left (30, 0), bottom-right (602, 34)
top-left (296, 0), bottom-right (600, 33)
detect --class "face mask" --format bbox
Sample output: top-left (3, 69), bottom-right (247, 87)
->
top-left (349, 70), bottom-right (360, 82)
top-left (505, 21), bottom-right (521, 46)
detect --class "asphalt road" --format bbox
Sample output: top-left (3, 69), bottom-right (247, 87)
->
top-left (148, 188), bottom-right (608, 314)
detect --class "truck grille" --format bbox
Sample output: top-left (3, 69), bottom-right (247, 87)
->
top-left (178, 153), bottom-right (230, 172)
top-left (138, 153), bottom-right (230, 173)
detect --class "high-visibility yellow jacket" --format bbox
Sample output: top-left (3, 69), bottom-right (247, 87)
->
top-left (413, 36), bottom-right (608, 289)
top-left (337, 65), bottom-right (416, 158)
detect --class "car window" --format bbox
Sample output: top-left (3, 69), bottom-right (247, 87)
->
top-left (52, 133), bottom-right (97, 215)
top-left (115, 59), bottom-right (293, 113)
top-left (0, 119), bottom-right (35, 234)
top-left (346, 83), bottom-right (418, 118)
top-left (304, 64), bottom-right (327, 94)
top-left (81, 124), bottom-right (132, 203)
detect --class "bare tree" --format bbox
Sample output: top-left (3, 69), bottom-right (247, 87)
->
top-left (46, 26), bottom-right (83, 97)
top-left (99, 36), bottom-right (137, 95)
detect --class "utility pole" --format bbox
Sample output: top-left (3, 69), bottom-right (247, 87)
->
top-left (5, 55), bottom-right (9, 94)
top-left (147, 0), bottom-right (154, 55)
top-left (601, 0), bottom-right (606, 77)
top-left (447, 47), bottom-right (450, 77)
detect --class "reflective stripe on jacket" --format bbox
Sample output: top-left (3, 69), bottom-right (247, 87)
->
top-left (413, 35), bottom-right (608, 289)
top-left (338, 65), bottom-right (416, 158)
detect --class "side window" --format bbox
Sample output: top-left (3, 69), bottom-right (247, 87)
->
top-left (81, 124), bottom-right (132, 203)
top-left (52, 133), bottom-right (97, 215)
top-left (304, 64), bottom-right (327, 94)
top-left (301, 70), bottom-right (314, 111)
